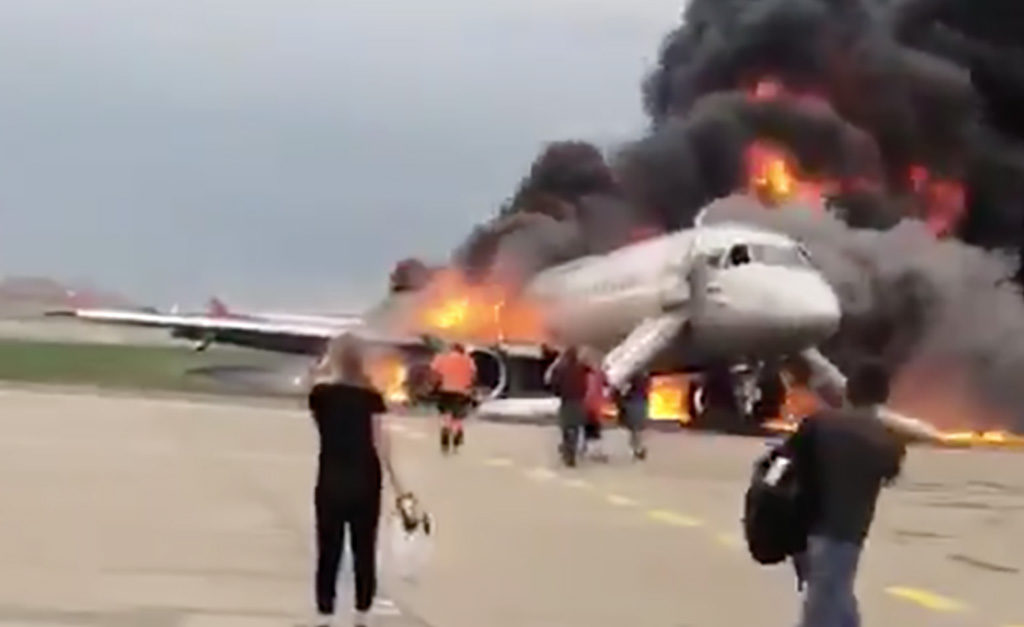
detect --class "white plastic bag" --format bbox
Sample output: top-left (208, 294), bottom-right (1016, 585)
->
top-left (385, 512), bottom-right (433, 582)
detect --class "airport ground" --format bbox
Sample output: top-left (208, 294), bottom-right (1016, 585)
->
top-left (0, 387), bottom-right (1019, 627)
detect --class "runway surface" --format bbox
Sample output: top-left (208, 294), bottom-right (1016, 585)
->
top-left (0, 388), bottom-right (1019, 627)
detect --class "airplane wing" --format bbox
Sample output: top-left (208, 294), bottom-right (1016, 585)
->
top-left (798, 347), bottom-right (944, 443)
top-left (48, 308), bottom-right (427, 355)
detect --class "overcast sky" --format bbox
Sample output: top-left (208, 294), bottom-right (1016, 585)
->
top-left (0, 0), bottom-right (682, 310)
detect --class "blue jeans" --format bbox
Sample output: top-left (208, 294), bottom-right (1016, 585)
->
top-left (797, 535), bottom-right (861, 627)
top-left (620, 398), bottom-right (647, 449)
top-left (558, 400), bottom-right (586, 464)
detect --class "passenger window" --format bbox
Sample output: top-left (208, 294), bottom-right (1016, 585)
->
top-left (727, 244), bottom-right (751, 267)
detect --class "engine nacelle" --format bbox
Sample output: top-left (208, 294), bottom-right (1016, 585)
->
top-left (468, 347), bottom-right (508, 401)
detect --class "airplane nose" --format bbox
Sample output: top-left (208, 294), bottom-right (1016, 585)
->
top-left (696, 267), bottom-right (842, 355)
top-left (785, 274), bottom-right (841, 340)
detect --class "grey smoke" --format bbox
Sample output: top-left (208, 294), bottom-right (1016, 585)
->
top-left (446, 0), bottom-right (1024, 429)
top-left (702, 194), bottom-right (1024, 426)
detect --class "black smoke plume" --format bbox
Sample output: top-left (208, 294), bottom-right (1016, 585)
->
top-left (444, 0), bottom-right (1024, 427)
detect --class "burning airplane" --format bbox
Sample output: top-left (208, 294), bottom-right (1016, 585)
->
top-left (52, 0), bottom-right (1024, 443)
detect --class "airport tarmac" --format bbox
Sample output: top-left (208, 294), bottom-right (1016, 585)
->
top-left (0, 388), bottom-right (1019, 627)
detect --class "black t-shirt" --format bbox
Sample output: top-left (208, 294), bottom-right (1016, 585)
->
top-left (787, 408), bottom-right (906, 544)
top-left (308, 382), bottom-right (386, 500)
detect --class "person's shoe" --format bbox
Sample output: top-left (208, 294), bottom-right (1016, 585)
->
top-left (633, 445), bottom-right (648, 461)
top-left (559, 443), bottom-right (576, 467)
top-left (440, 427), bottom-right (451, 454)
top-left (453, 428), bottom-right (464, 449)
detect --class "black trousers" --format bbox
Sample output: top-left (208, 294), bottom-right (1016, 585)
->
top-left (315, 488), bottom-right (382, 613)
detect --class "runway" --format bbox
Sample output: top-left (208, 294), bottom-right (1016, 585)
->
top-left (0, 388), bottom-right (1019, 627)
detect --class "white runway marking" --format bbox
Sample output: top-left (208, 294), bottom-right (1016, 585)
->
top-left (605, 493), bottom-right (638, 507)
top-left (525, 467), bottom-right (558, 482)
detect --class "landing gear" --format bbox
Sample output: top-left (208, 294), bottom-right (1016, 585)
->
top-left (686, 365), bottom-right (784, 432)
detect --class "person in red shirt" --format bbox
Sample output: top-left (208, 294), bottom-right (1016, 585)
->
top-left (544, 346), bottom-right (589, 467)
top-left (429, 343), bottom-right (477, 454)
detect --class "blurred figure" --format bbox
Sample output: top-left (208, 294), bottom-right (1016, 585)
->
top-left (544, 345), bottom-right (589, 467)
top-left (785, 358), bottom-right (906, 627)
top-left (307, 335), bottom-right (409, 627)
top-left (580, 351), bottom-right (609, 462)
top-left (615, 372), bottom-right (650, 460)
top-left (429, 343), bottom-right (477, 454)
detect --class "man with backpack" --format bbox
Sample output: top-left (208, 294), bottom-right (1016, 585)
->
top-left (745, 358), bottom-right (906, 627)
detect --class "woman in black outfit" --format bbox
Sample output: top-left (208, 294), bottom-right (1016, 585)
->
top-left (308, 335), bottom-right (407, 627)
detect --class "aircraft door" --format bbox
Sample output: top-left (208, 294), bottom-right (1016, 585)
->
top-left (659, 236), bottom-right (698, 314)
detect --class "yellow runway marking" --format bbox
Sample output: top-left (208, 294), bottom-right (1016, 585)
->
top-left (605, 494), bottom-right (638, 507)
top-left (885, 587), bottom-right (969, 612)
top-left (714, 532), bottom-right (742, 549)
top-left (525, 467), bottom-right (558, 482)
top-left (483, 457), bottom-right (513, 467)
top-left (647, 509), bottom-right (704, 528)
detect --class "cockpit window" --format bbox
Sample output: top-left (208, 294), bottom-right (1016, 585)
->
top-left (751, 243), bottom-right (809, 267)
top-left (716, 242), bottom-right (809, 268)
top-left (727, 244), bottom-right (752, 266)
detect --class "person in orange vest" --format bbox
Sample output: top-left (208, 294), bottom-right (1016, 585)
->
top-left (429, 343), bottom-right (477, 454)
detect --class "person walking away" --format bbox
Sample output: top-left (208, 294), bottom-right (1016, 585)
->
top-left (429, 343), bottom-right (477, 454)
top-left (307, 335), bottom-right (410, 627)
top-left (543, 346), bottom-right (588, 467)
top-left (785, 358), bottom-right (906, 627)
top-left (615, 372), bottom-right (650, 460)
top-left (581, 361), bottom-right (609, 462)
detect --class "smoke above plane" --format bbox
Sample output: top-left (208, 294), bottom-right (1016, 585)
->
top-left (436, 0), bottom-right (1024, 428)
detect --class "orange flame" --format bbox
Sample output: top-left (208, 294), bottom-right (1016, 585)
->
top-left (745, 141), bottom-right (830, 207)
top-left (760, 364), bottom-right (1024, 448)
top-left (586, 367), bottom-right (1023, 448)
top-left (648, 375), bottom-right (689, 422)
top-left (908, 165), bottom-right (966, 238)
top-left (368, 356), bottom-right (409, 404)
top-left (408, 269), bottom-right (545, 344)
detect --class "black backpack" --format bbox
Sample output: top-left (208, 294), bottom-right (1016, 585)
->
top-left (742, 446), bottom-right (809, 565)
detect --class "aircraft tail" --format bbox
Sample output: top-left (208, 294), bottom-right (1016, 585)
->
top-left (207, 297), bottom-right (231, 317)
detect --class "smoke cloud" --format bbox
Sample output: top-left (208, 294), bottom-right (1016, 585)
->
top-left (702, 195), bottom-right (1024, 428)
top-left (443, 0), bottom-right (1024, 428)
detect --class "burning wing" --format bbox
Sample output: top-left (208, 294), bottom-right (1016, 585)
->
top-left (798, 347), bottom-right (944, 443)
top-left (47, 308), bottom-right (426, 355)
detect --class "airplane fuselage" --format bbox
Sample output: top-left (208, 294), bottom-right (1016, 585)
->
top-left (522, 222), bottom-right (841, 372)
